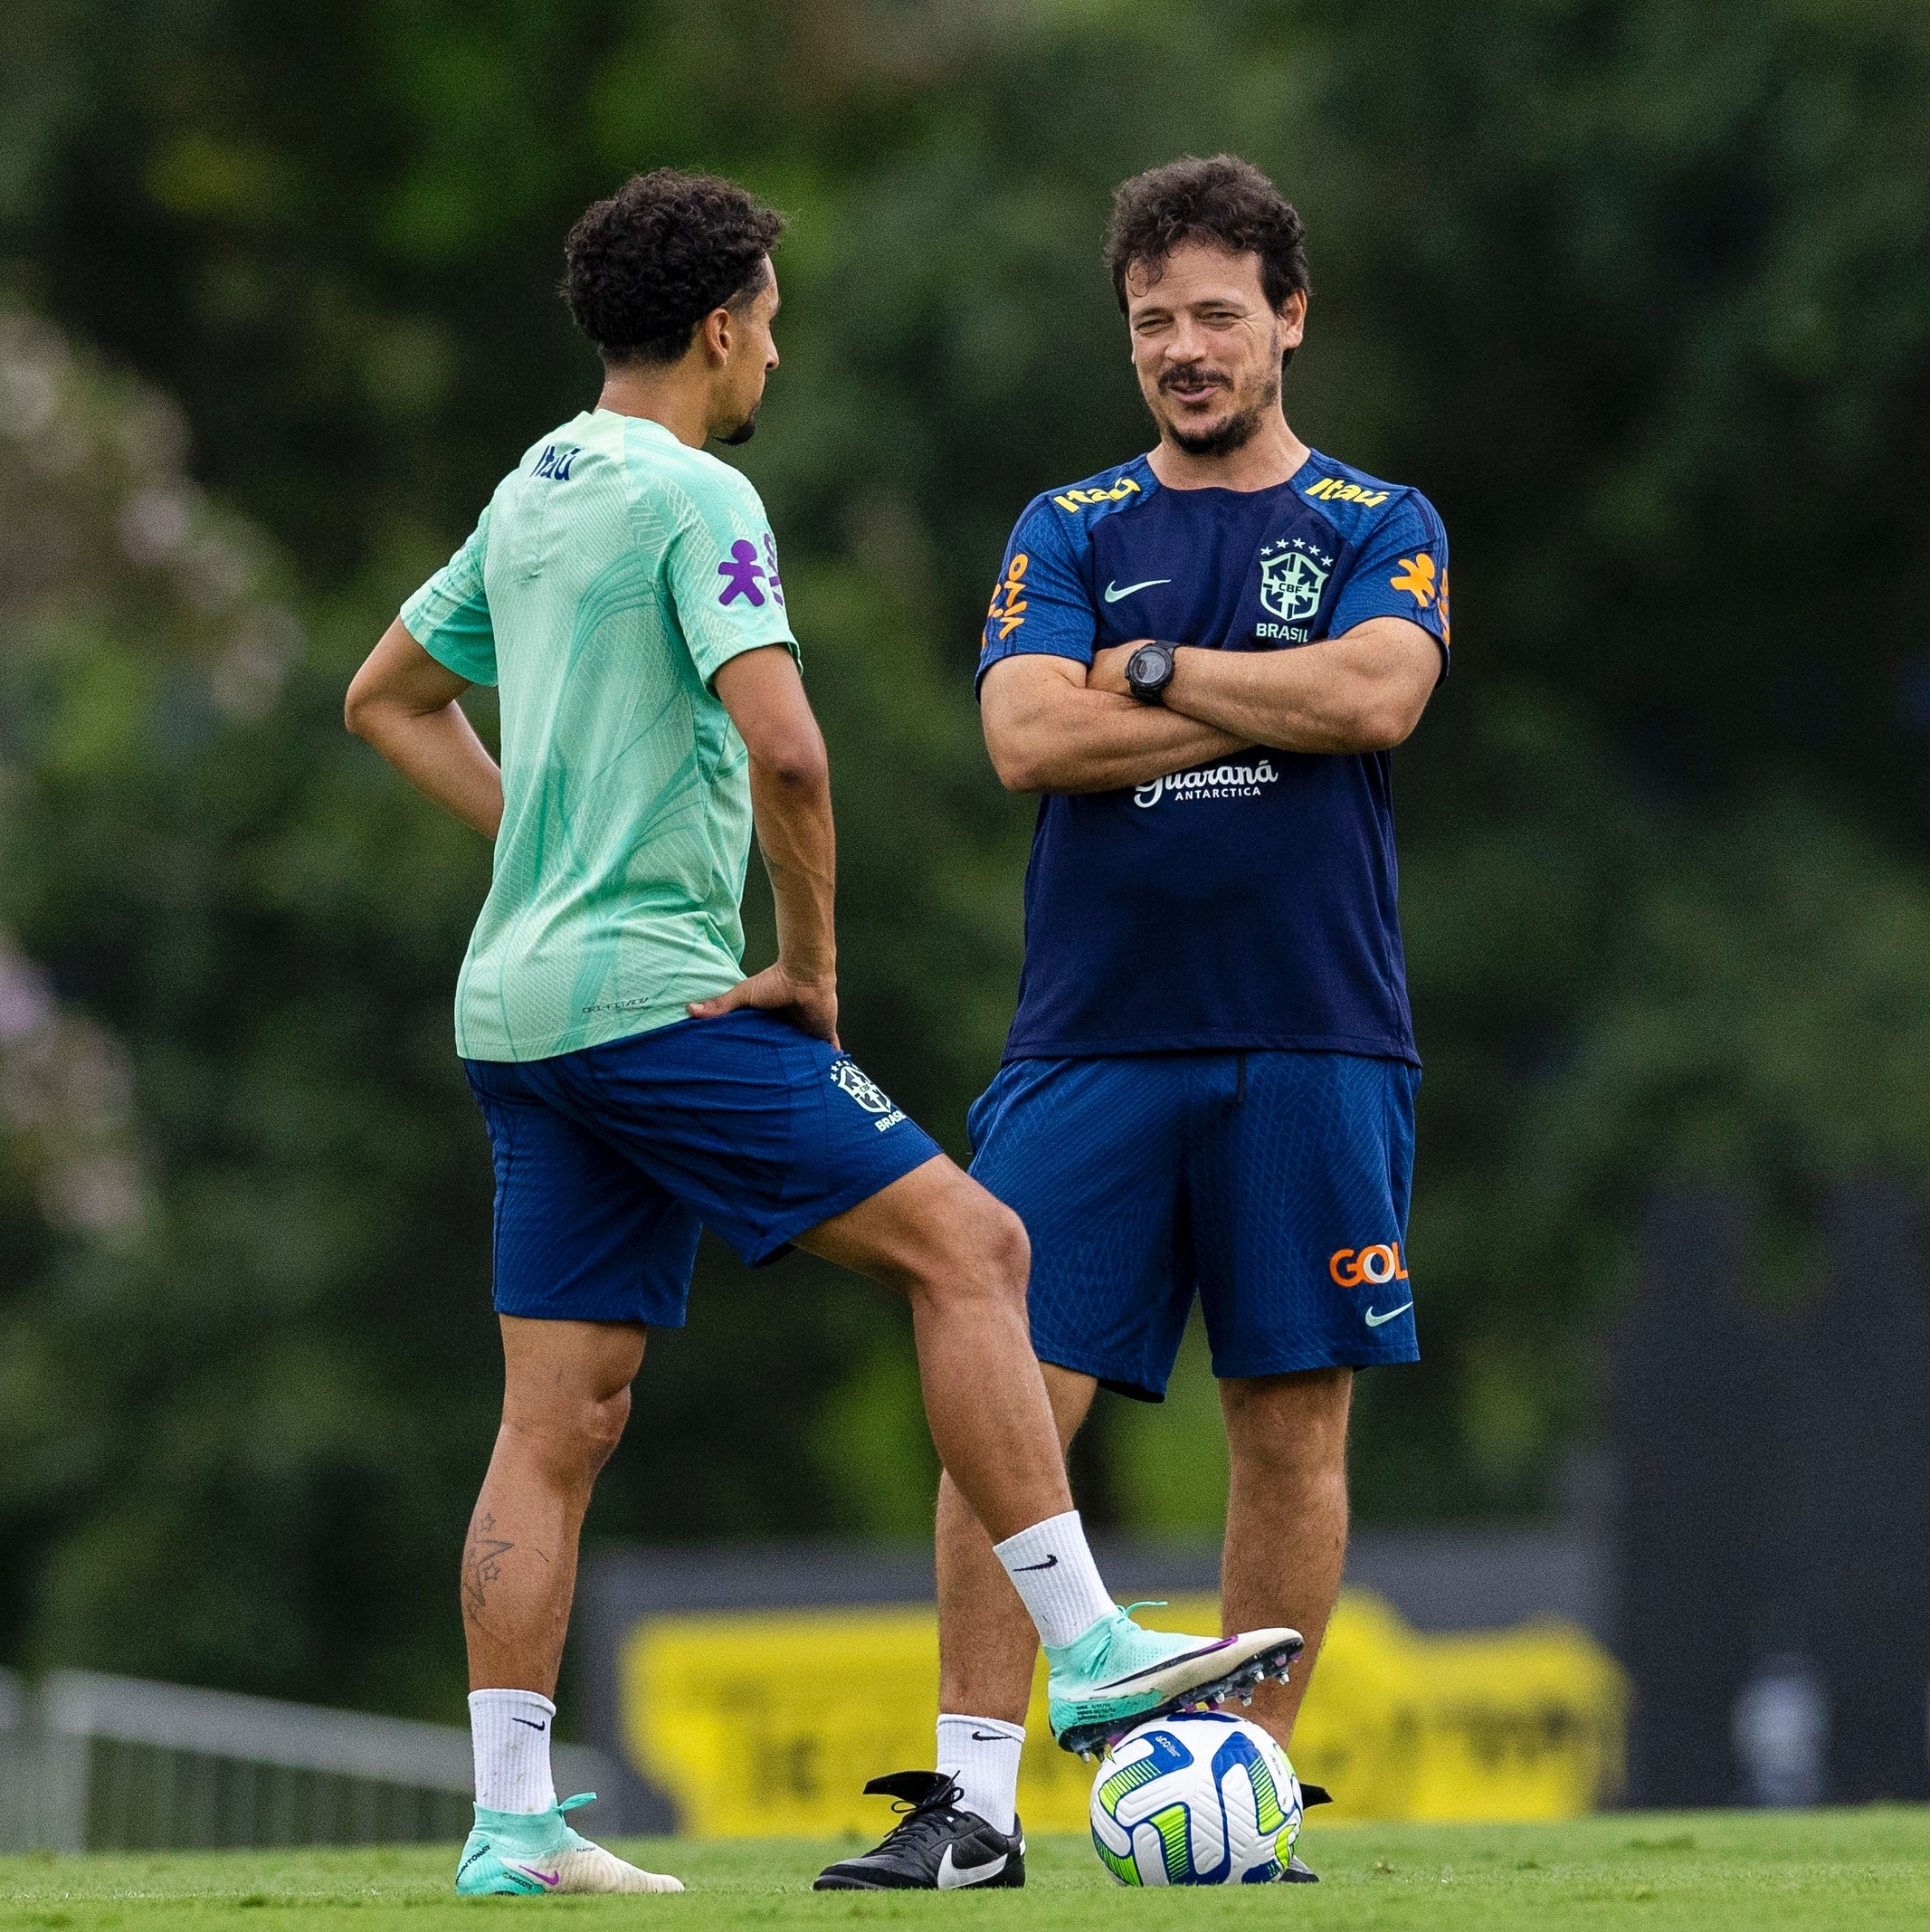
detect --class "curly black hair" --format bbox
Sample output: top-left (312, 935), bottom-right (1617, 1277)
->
top-left (1104, 155), bottom-right (1309, 335)
top-left (562, 169), bottom-right (785, 365)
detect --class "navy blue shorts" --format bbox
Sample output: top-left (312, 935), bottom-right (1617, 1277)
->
top-left (462, 1010), bottom-right (942, 1325)
top-left (967, 1050), bottom-right (1420, 1400)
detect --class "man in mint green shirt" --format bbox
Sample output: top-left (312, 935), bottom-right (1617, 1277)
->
top-left (346, 168), bottom-right (1298, 1898)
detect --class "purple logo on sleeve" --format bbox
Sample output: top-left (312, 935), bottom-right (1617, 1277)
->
top-left (718, 539), bottom-right (767, 607)
top-left (762, 531), bottom-right (784, 606)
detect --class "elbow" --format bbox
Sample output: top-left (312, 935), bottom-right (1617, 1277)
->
top-left (750, 728), bottom-right (831, 795)
top-left (344, 655), bottom-right (400, 742)
top-left (343, 680), bottom-right (376, 742)
top-left (1347, 690), bottom-right (1428, 752)
top-left (992, 749), bottom-right (1045, 794)
top-left (983, 727), bottom-right (1048, 794)
top-left (1355, 706), bottom-right (1418, 752)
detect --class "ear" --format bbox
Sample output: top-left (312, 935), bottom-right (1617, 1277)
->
top-left (1277, 288), bottom-right (1308, 350)
top-left (696, 305), bottom-right (735, 366)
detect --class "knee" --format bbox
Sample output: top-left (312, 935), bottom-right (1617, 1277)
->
top-left (919, 1192), bottom-right (1030, 1309)
top-left (1231, 1432), bottom-right (1346, 1508)
top-left (515, 1383), bottom-right (632, 1483)
top-left (961, 1196), bottom-right (1030, 1303)
top-left (578, 1384), bottom-right (632, 1471)
top-left (983, 1200), bottom-right (1030, 1293)
top-left (1223, 1371), bottom-right (1351, 1477)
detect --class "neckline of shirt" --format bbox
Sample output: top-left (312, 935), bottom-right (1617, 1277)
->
top-left (1135, 449), bottom-right (1326, 499)
top-left (586, 407), bottom-right (685, 445)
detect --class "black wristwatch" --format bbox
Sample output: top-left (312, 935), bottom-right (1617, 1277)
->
top-left (1126, 641), bottom-right (1178, 705)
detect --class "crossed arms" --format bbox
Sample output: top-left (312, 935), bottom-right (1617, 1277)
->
top-left (977, 617), bottom-right (1441, 795)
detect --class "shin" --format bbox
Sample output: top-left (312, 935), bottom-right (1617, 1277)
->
top-left (1218, 1366), bottom-right (1352, 1747)
top-left (936, 1365), bottom-right (1098, 1726)
top-left (462, 1316), bottom-right (647, 1696)
top-left (799, 1157), bottom-right (1073, 1544)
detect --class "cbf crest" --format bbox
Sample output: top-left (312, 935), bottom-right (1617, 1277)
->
top-left (830, 1057), bottom-right (907, 1130)
top-left (1258, 534), bottom-right (1334, 627)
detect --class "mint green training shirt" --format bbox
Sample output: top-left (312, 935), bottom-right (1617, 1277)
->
top-left (401, 410), bottom-right (798, 1061)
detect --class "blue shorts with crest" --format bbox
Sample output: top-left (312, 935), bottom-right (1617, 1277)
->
top-left (464, 1010), bottom-right (940, 1326)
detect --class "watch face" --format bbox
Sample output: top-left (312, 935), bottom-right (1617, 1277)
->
top-left (1128, 645), bottom-right (1166, 685)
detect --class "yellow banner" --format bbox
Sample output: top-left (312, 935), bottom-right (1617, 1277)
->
top-left (619, 1590), bottom-right (1626, 1837)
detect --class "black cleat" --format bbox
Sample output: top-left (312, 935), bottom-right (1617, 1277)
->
top-left (813, 1772), bottom-right (1024, 1891)
top-left (1276, 1783), bottom-right (1329, 1880)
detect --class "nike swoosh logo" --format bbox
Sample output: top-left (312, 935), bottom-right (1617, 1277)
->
top-left (936, 1846), bottom-right (1008, 1889)
top-left (511, 1718), bottom-right (548, 1730)
top-left (1103, 577), bottom-right (1171, 603)
top-left (1364, 1301), bottom-right (1412, 1328)
top-left (505, 1862), bottom-right (561, 1889)
top-left (1013, 1554), bottom-right (1059, 1573)
top-left (1108, 1636), bottom-right (1234, 1684)
top-left (970, 1730), bottom-right (1008, 1742)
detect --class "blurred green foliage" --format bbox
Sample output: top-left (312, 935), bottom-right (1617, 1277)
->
top-left (3, 0), bottom-right (1930, 1717)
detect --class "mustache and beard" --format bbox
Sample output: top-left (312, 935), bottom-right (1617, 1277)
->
top-left (1151, 339), bottom-right (1283, 457)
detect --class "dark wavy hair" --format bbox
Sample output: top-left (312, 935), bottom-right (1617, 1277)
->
top-left (1104, 155), bottom-right (1309, 355)
top-left (562, 169), bottom-right (785, 365)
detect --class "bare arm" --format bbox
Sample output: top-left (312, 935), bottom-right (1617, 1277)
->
top-left (978, 652), bottom-right (1248, 795)
top-left (687, 645), bottom-right (840, 1043)
top-left (344, 618), bottom-right (503, 837)
top-left (1090, 616), bottom-right (1441, 754)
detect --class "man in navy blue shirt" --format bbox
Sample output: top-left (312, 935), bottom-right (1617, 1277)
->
top-left (819, 155), bottom-right (1448, 1889)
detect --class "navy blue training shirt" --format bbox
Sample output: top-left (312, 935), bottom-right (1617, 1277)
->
top-left (976, 450), bottom-right (1450, 1065)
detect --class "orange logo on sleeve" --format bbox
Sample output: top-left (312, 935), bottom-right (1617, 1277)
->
top-left (985, 552), bottom-right (1030, 642)
top-left (1329, 1243), bottom-right (1410, 1289)
top-left (1389, 553), bottom-right (1437, 608)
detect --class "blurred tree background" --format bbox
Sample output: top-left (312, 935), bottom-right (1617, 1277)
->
top-left (3, 0), bottom-right (1930, 1720)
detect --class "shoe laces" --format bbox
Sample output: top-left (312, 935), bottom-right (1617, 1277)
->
top-left (877, 1776), bottom-right (967, 1851)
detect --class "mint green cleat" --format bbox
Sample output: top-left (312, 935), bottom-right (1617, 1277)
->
top-left (1044, 1608), bottom-right (1303, 1758)
top-left (454, 1793), bottom-right (682, 1895)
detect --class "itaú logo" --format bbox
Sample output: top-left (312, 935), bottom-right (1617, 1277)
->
top-left (1329, 1242), bottom-right (1410, 1289)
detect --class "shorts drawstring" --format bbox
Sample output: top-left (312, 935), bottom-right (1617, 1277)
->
top-left (1236, 1051), bottom-right (1247, 1104)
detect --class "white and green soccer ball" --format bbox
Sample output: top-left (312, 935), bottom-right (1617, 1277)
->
top-left (1089, 1712), bottom-right (1302, 1886)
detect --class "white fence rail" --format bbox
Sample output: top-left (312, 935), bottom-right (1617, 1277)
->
top-left (0, 1669), bottom-right (31, 1853)
top-left (0, 1670), bottom-right (615, 1852)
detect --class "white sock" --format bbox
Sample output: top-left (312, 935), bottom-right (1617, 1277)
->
top-left (469, 1689), bottom-right (557, 1813)
top-left (993, 1508), bottom-right (1115, 1651)
top-left (937, 1714), bottom-right (1024, 1836)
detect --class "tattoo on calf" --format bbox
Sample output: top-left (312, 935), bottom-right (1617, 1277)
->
top-left (462, 1509), bottom-right (516, 1619)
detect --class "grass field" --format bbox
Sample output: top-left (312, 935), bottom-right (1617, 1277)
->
top-left (4, 1811), bottom-right (1928, 1930)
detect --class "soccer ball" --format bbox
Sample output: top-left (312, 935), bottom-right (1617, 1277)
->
top-left (1089, 1711), bottom-right (1302, 1886)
